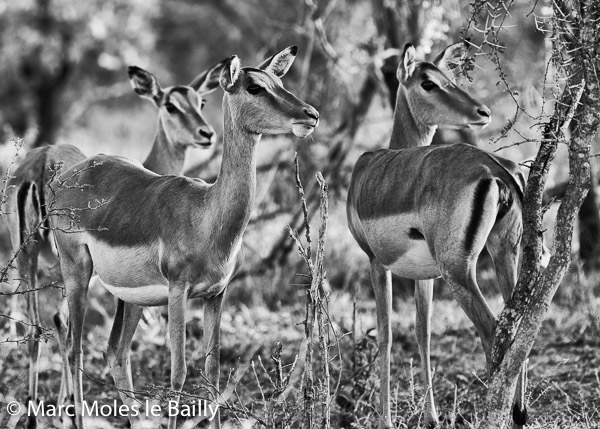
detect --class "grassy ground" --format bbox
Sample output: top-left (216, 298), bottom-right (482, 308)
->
top-left (1, 268), bottom-right (598, 428)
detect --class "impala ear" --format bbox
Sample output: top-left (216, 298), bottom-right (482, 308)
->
top-left (220, 56), bottom-right (241, 93)
top-left (189, 57), bottom-right (229, 95)
top-left (257, 45), bottom-right (298, 77)
top-left (397, 44), bottom-right (416, 81)
top-left (433, 42), bottom-right (466, 81)
top-left (128, 66), bottom-right (164, 106)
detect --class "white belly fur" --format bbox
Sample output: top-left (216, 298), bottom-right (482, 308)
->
top-left (362, 214), bottom-right (441, 280)
top-left (386, 242), bottom-right (440, 279)
top-left (90, 275), bottom-right (234, 307)
top-left (93, 276), bottom-right (169, 306)
top-left (87, 238), bottom-right (164, 288)
top-left (87, 237), bottom-right (242, 306)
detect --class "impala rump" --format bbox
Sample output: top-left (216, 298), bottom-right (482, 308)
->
top-left (348, 143), bottom-right (525, 276)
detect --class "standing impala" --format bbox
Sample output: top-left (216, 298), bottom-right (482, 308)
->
top-left (4, 59), bottom-right (225, 429)
top-left (347, 43), bottom-right (536, 428)
top-left (48, 47), bottom-right (318, 429)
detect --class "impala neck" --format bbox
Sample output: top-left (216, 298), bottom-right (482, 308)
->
top-left (210, 97), bottom-right (259, 242)
top-left (142, 124), bottom-right (187, 175)
top-left (389, 87), bottom-right (437, 150)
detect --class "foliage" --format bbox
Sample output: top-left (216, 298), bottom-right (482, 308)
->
top-left (0, 0), bottom-right (158, 144)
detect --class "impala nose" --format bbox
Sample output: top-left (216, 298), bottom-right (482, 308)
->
top-left (198, 128), bottom-right (214, 140)
top-left (304, 106), bottom-right (319, 122)
top-left (477, 106), bottom-right (491, 118)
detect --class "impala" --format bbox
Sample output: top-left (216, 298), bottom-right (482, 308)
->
top-left (47, 47), bottom-right (318, 429)
top-left (347, 43), bottom-right (539, 428)
top-left (4, 59), bottom-right (226, 429)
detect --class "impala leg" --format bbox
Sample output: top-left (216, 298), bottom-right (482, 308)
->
top-left (370, 259), bottom-right (393, 429)
top-left (488, 231), bottom-right (528, 429)
top-left (105, 297), bottom-right (144, 427)
top-left (22, 254), bottom-right (42, 429)
top-left (12, 227), bottom-right (43, 429)
top-left (54, 303), bottom-right (73, 412)
top-left (414, 279), bottom-right (438, 425)
top-left (61, 252), bottom-right (93, 429)
top-left (6, 211), bottom-right (21, 340)
top-left (203, 291), bottom-right (225, 429)
top-left (444, 261), bottom-right (496, 370)
top-left (25, 268), bottom-right (40, 400)
top-left (167, 283), bottom-right (189, 429)
top-left (8, 183), bottom-right (43, 429)
top-left (105, 299), bottom-right (125, 375)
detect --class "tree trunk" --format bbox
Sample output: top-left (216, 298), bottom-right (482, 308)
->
top-left (32, 82), bottom-right (65, 147)
top-left (482, 1), bottom-right (600, 426)
top-left (25, 0), bottom-right (73, 148)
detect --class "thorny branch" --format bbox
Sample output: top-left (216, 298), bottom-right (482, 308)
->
top-left (463, 0), bottom-right (548, 145)
top-left (0, 314), bottom-right (54, 344)
top-left (0, 138), bottom-right (24, 217)
top-left (1, 161), bottom-right (108, 288)
top-left (1, 156), bottom-right (109, 344)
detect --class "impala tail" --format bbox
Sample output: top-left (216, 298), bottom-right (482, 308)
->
top-left (16, 181), bottom-right (44, 246)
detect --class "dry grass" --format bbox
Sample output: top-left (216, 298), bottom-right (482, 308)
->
top-left (1, 273), bottom-right (598, 428)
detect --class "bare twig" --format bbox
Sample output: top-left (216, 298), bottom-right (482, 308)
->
top-left (288, 156), bottom-right (331, 429)
top-left (0, 138), bottom-right (24, 216)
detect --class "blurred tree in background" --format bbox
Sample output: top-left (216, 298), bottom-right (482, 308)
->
top-left (0, 0), bottom-right (157, 146)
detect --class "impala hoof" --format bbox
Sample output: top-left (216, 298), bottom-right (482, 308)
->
top-left (26, 396), bottom-right (37, 429)
top-left (512, 403), bottom-right (528, 427)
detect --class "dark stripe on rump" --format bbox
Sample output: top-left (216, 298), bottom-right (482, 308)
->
top-left (465, 178), bottom-right (493, 253)
top-left (35, 181), bottom-right (50, 241)
top-left (16, 182), bottom-right (31, 244)
top-left (408, 228), bottom-right (425, 240)
top-left (17, 182), bottom-right (44, 244)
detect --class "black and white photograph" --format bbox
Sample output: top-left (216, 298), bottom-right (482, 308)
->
top-left (0, 1), bottom-right (599, 428)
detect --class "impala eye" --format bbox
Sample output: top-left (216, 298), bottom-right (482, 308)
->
top-left (421, 80), bottom-right (438, 91)
top-left (247, 85), bottom-right (264, 95)
top-left (164, 102), bottom-right (178, 114)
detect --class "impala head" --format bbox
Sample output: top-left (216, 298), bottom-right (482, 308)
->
top-left (128, 59), bottom-right (227, 148)
top-left (220, 46), bottom-right (319, 138)
top-left (398, 43), bottom-right (491, 130)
